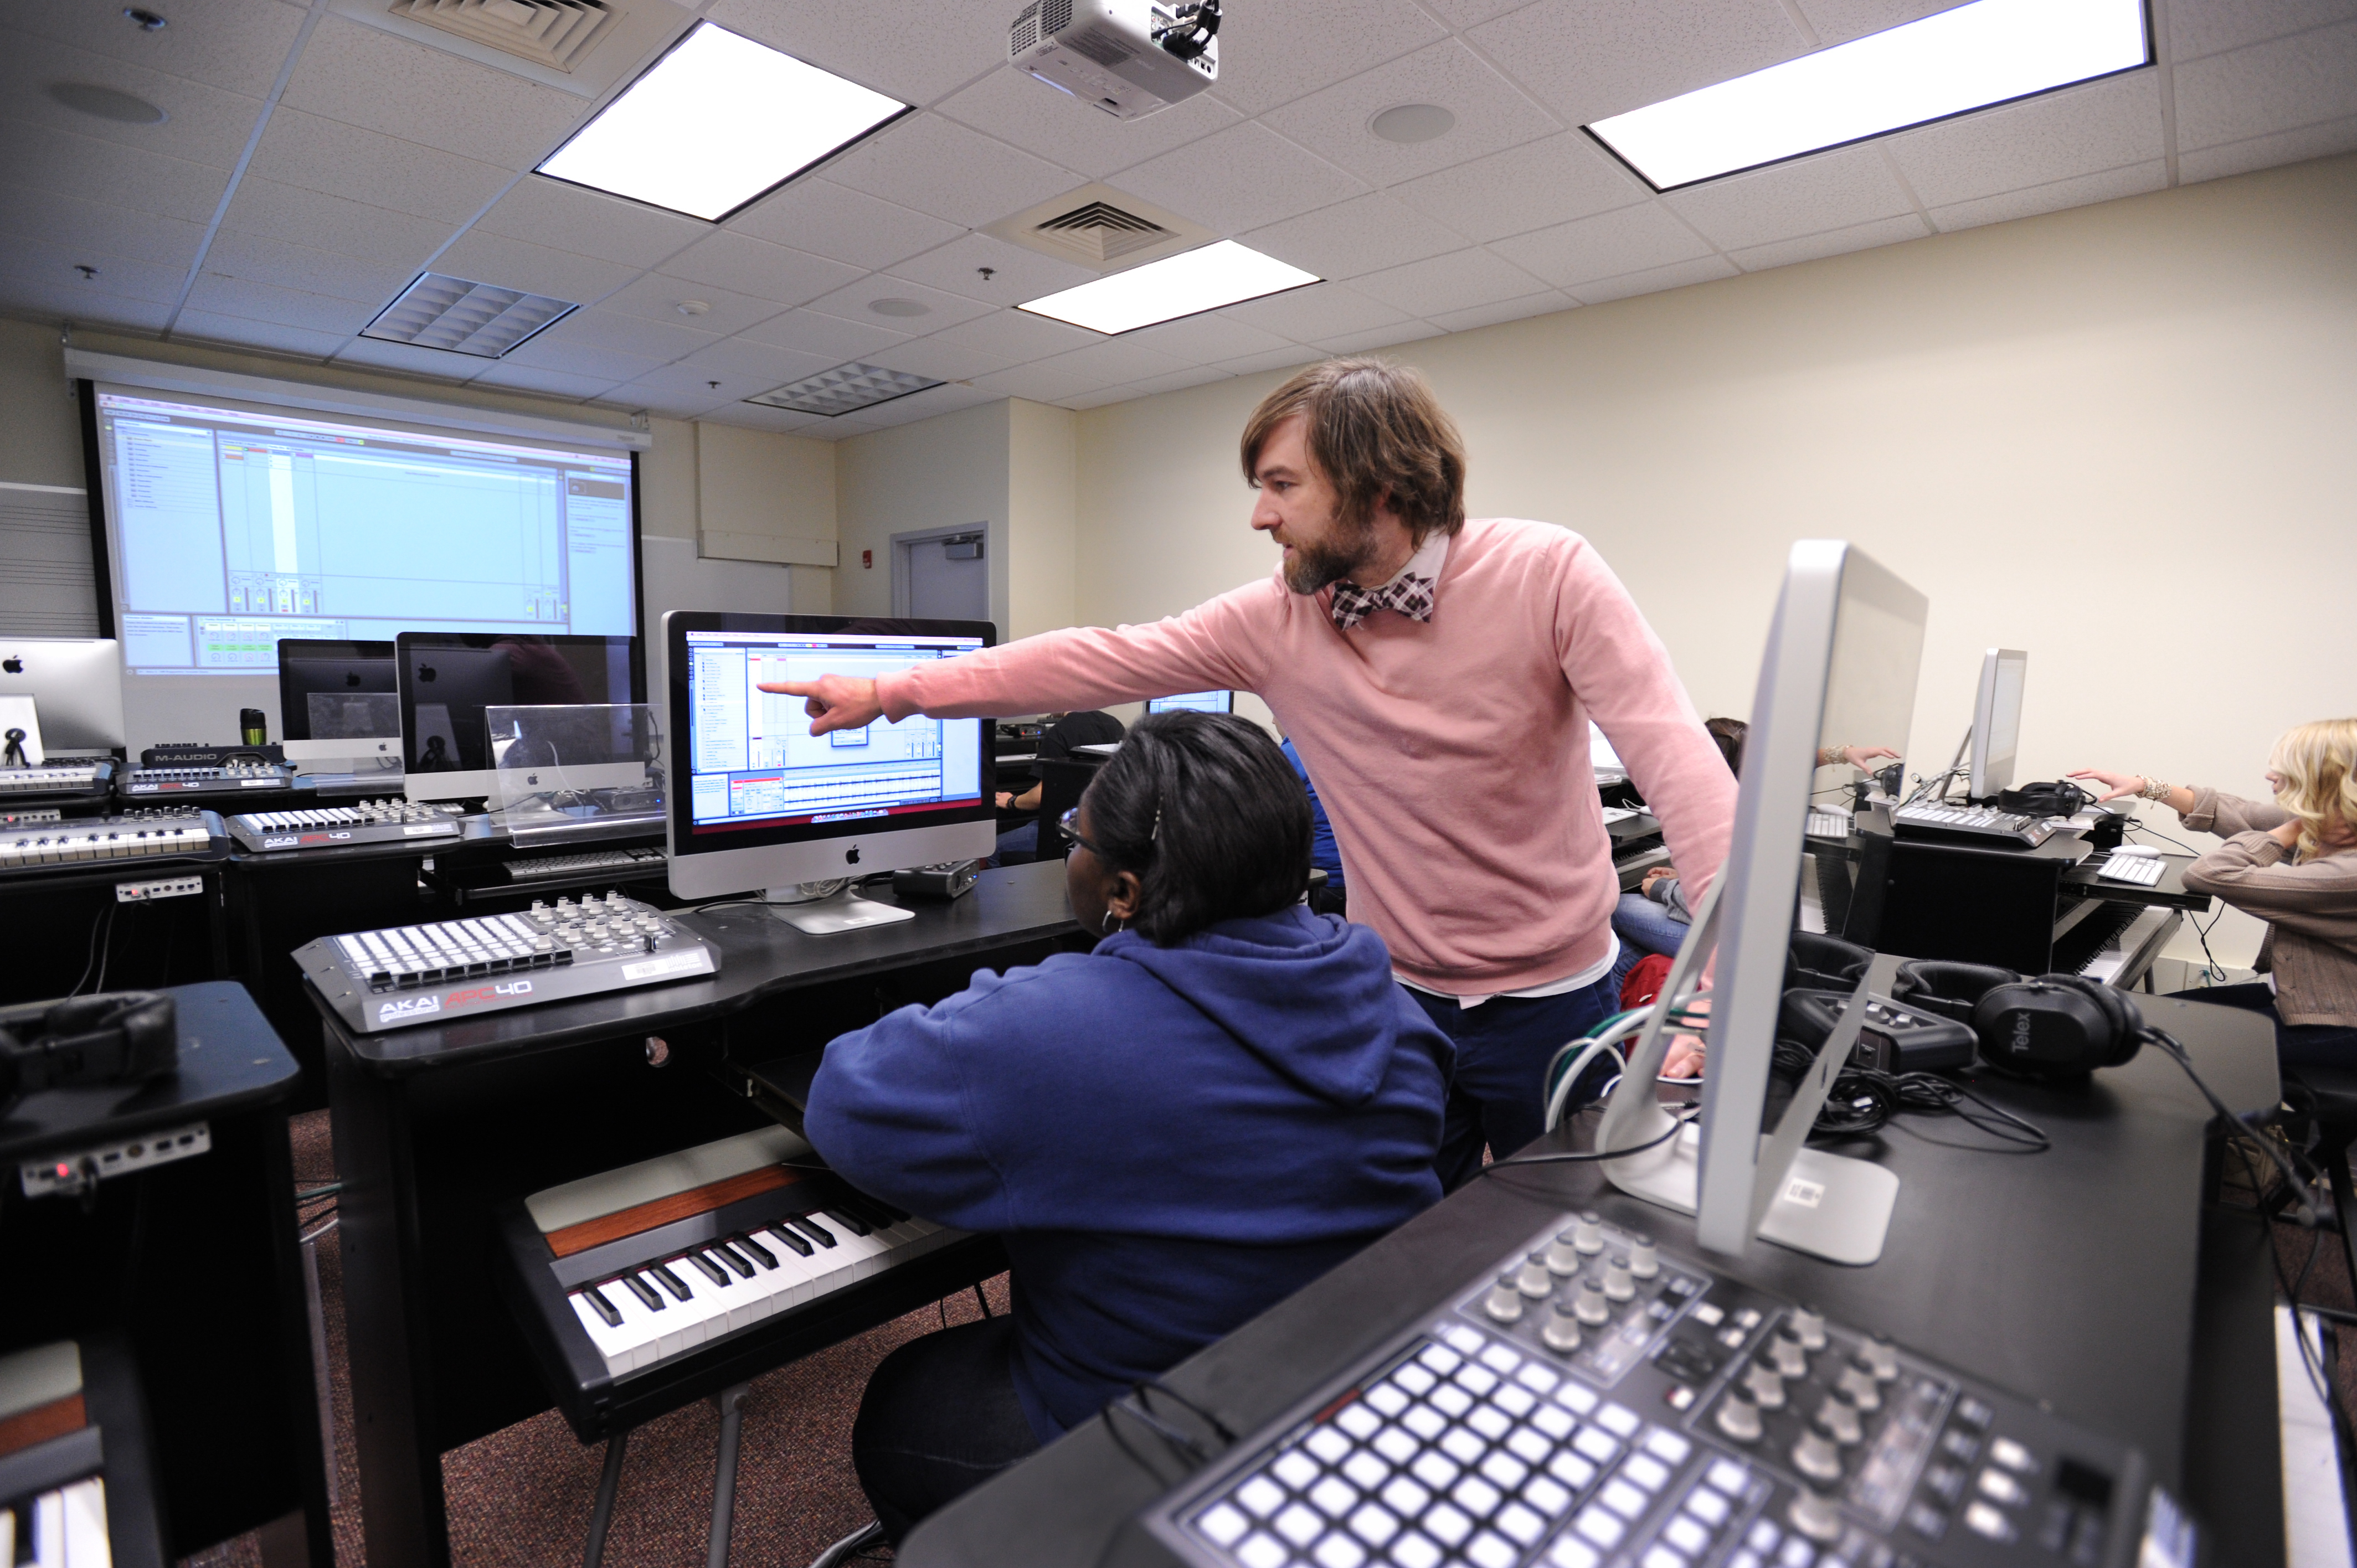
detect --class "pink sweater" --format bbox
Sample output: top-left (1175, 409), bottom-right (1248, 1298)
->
top-left (876, 518), bottom-right (1737, 994)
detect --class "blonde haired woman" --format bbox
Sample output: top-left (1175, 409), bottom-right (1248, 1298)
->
top-left (2071, 719), bottom-right (2357, 1066)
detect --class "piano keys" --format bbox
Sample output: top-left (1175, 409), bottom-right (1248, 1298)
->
top-left (2059, 901), bottom-right (2179, 989)
top-left (1, 1343), bottom-right (110, 1568)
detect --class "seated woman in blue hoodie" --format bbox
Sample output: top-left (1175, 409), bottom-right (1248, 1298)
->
top-left (804, 710), bottom-right (1452, 1541)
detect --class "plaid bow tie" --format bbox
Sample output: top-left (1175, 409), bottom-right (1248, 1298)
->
top-left (1329, 572), bottom-right (1437, 631)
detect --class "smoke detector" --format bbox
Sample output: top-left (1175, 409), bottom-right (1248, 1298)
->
top-left (982, 183), bottom-right (1215, 273)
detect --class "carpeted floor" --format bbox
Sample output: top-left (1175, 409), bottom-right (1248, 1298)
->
top-left (181, 1108), bottom-right (1011, 1568)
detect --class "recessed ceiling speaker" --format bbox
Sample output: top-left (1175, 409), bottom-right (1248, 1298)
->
top-left (1370, 104), bottom-right (1454, 144)
top-left (48, 82), bottom-right (167, 123)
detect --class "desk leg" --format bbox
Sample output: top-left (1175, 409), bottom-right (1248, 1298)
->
top-left (329, 1033), bottom-right (452, 1568)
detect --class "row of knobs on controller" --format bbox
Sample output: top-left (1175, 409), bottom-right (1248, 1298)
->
top-left (1721, 1317), bottom-right (1904, 1544)
top-left (1478, 1210), bottom-right (1661, 1353)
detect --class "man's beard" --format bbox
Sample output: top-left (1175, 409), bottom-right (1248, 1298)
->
top-left (1280, 514), bottom-right (1375, 596)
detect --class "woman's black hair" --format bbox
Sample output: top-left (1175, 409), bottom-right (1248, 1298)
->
top-left (1704, 716), bottom-right (1748, 778)
top-left (1079, 710), bottom-right (1312, 945)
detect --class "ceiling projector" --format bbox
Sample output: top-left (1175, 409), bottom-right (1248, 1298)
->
top-left (1009, 0), bottom-right (1218, 120)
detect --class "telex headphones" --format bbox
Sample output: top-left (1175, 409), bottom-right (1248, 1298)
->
top-left (1892, 961), bottom-right (2142, 1080)
top-left (0, 992), bottom-right (178, 1114)
top-left (1993, 780), bottom-right (2092, 821)
top-left (1785, 931), bottom-right (1873, 993)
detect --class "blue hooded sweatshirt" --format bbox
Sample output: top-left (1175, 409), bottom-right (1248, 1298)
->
top-left (803, 905), bottom-right (1450, 1441)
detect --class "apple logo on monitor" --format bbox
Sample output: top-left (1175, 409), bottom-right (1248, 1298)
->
top-left (1, 657), bottom-right (21, 674)
top-left (846, 847), bottom-right (860, 864)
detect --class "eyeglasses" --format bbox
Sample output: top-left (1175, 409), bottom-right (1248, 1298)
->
top-left (1059, 807), bottom-right (1102, 858)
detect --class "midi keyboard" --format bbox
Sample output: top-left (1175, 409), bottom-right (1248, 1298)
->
top-left (1118, 1213), bottom-right (2192, 1568)
top-left (0, 760), bottom-right (115, 808)
top-left (118, 761), bottom-right (295, 808)
top-left (295, 891), bottom-right (720, 1033)
top-left (0, 812), bottom-right (225, 878)
top-left (228, 799), bottom-right (462, 853)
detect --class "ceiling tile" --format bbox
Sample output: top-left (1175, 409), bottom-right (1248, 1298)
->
top-left (1243, 193), bottom-right (1467, 281)
top-left (1885, 70), bottom-right (2163, 207)
top-left (1664, 147), bottom-right (1915, 250)
top-left (1790, 0), bottom-right (1974, 47)
top-left (1490, 201), bottom-right (1715, 288)
top-left (1118, 122), bottom-right (1367, 237)
top-left (471, 178), bottom-right (707, 271)
top-left (1206, 0), bottom-right (1447, 118)
top-left (877, 232), bottom-right (1099, 306)
top-left (706, 403), bottom-right (830, 435)
top-left (702, 0), bottom-right (1003, 108)
top-left (0, 275), bottom-right (174, 331)
top-left (1420, 0), bottom-right (1539, 25)
top-left (2172, 19), bottom-right (2357, 149)
top-left (670, 336), bottom-right (842, 390)
top-left (933, 63), bottom-right (1241, 181)
top-left (171, 309), bottom-right (347, 359)
top-left (973, 359), bottom-right (1113, 404)
top-left (0, 0), bottom-right (307, 97)
top-left (729, 178), bottom-right (965, 272)
top-left (741, 307), bottom-right (918, 363)
top-left (600, 274), bottom-right (784, 338)
top-left (1260, 40), bottom-right (1561, 187)
top-left (183, 272), bottom-right (377, 333)
top-left (496, 332), bottom-right (663, 383)
top-left (1349, 248), bottom-right (1551, 316)
top-left (1315, 321), bottom-right (1445, 354)
top-left (605, 384), bottom-right (734, 421)
top-left (200, 228), bottom-right (418, 304)
top-left (843, 380), bottom-right (1001, 430)
top-left (1425, 290), bottom-right (1576, 333)
top-left (462, 362), bottom-right (616, 400)
top-left (1728, 212), bottom-right (1928, 271)
top-left (530, 307), bottom-right (718, 363)
top-left (2164, 0), bottom-right (2357, 64)
top-left (331, 336), bottom-right (491, 379)
top-left (0, 182), bottom-right (207, 270)
top-left (279, 13), bottom-right (585, 168)
top-left (824, 113), bottom-right (1079, 230)
top-left (0, 32), bottom-right (266, 168)
top-left (430, 229), bottom-right (641, 307)
top-left (1388, 132), bottom-right (1649, 243)
top-left (1124, 365), bottom-right (1236, 398)
top-left (918, 307), bottom-right (1102, 363)
top-left (1026, 337), bottom-right (1193, 389)
top-left (1217, 282), bottom-right (1413, 343)
top-left (2176, 113), bottom-right (2357, 183)
top-left (1567, 253), bottom-right (1738, 305)
top-left (611, 360), bottom-right (749, 402)
top-left (245, 107), bottom-right (514, 226)
top-left (4, 120), bottom-right (233, 226)
top-left (1471, 0), bottom-right (1805, 126)
top-left (0, 232), bottom-right (186, 304)
top-left (800, 274), bottom-right (997, 334)
top-left (658, 231), bottom-right (865, 307)
top-left (1064, 383), bottom-right (1146, 411)
top-left (1117, 313), bottom-right (1300, 367)
top-left (1213, 344), bottom-right (1325, 376)
top-left (859, 336), bottom-right (1011, 384)
top-left (217, 176), bottom-right (453, 270)
top-left (1927, 161), bottom-right (2165, 229)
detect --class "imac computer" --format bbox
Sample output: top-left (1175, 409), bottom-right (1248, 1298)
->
top-left (1589, 720), bottom-right (1625, 781)
top-left (0, 638), bottom-right (126, 753)
top-left (1147, 690), bottom-right (1233, 715)
top-left (1967, 648), bottom-right (2028, 801)
top-left (396, 633), bottom-right (637, 802)
top-left (1595, 540), bottom-right (1927, 1265)
top-left (665, 612), bottom-right (997, 933)
top-left (277, 639), bottom-right (398, 762)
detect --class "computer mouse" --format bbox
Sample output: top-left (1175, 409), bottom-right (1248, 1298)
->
top-left (2112, 844), bottom-right (2163, 858)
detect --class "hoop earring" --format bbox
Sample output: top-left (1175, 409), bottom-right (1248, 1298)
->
top-left (1100, 910), bottom-right (1125, 934)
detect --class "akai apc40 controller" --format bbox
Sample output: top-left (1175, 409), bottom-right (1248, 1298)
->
top-left (228, 798), bottom-right (461, 853)
top-left (294, 891), bottom-right (719, 1033)
top-left (1118, 1214), bottom-right (2194, 1568)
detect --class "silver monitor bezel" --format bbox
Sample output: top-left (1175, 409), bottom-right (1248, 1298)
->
top-left (0, 637), bottom-right (126, 752)
top-left (1967, 647), bottom-right (2028, 800)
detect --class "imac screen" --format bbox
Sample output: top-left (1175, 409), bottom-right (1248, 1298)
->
top-left (1147, 690), bottom-right (1233, 715)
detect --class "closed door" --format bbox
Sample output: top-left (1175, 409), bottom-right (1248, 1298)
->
top-left (902, 532), bottom-right (988, 623)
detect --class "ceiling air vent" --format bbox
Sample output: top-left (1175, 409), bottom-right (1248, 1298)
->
top-left (362, 273), bottom-right (578, 358)
top-left (984, 182), bottom-right (1216, 273)
top-left (388, 0), bottom-right (622, 72)
top-left (748, 363), bottom-right (944, 418)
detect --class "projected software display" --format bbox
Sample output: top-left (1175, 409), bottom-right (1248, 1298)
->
top-left (685, 629), bottom-right (985, 833)
top-left (92, 389), bottom-right (637, 676)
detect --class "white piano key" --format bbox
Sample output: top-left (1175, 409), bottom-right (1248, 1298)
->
top-left (689, 1245), bottom-right (778, 1333)
top-left (601, 1274), bottom-right (671, 1369)
top-left (569, 1290), bottom-right (638, 1378)
top-left (61, 1476), bottom-right (108, 1567)
top-left (33, 1488), bottom-right (63, 1566)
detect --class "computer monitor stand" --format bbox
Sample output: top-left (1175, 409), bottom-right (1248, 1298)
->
top-left (1595, 884), bottom-right (1899, 1266)
top-left (765, 881), bottom-right (917, 936)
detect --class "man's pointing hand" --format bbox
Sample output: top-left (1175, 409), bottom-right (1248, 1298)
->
top-left (755, 675), bottom-right (884, 736)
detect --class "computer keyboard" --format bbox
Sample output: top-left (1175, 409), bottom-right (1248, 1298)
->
top-left (1804, 809), bottom-right (1852, 839)
top-left (2093, 853), bottom-right (2165, 888)
top-left (503, 846), bottom-right (666, 881)
top-left (1891, 803), bottom-right (2059, 849)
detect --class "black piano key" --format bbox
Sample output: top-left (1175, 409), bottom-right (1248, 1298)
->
top-left (733, 1233), bottom-right (776, 1268)
top-left (838, 1193), bottom-right (903, 1227)
top-left (619, 1272), bottom-right (665, 1311)
top-left (821, 1206), bottom-right (872, 1237)
top-left (649, 1262), bottom-right (692, 1301)
top-left (786, 1214), bottom-right (837, 1249)
top-left (580, 1286), bottom-right (623, 1327)
top-left (711, 1240), bottom-right (755, 1278)
top-left (765, 1223), bottom-right (813, 1257)
top-left (685, 1251), bottom-right (729, 1286)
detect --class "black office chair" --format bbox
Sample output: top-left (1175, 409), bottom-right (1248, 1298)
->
top-left (2283, 1065), bottom-right (2357, 1288)
top-left (1033, 758), bottom-right (1102, 858)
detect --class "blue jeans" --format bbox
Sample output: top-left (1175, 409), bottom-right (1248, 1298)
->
top-left (1612, 893), bottom-right (1690, 960)
top-left (1409, 974), bottom-right (1623, 1192)
top-left (2169, 983), bottom-right (2357, 1070)
top-left (992, 821), bottom-right (1039, 867)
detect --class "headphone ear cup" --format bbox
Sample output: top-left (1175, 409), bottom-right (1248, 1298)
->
top-left (2036, 974), bottom-right (2141, 1064)
top-left (1894, 960), bottom-right (2022, 1025)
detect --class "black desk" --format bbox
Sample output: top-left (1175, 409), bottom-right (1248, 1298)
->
top-left (320, 860), bottom-right (1087, 1568)
top-left (903, 994), bottom-right (2283, 1567)
top-left (0, 982), bottom-right (330, 1564)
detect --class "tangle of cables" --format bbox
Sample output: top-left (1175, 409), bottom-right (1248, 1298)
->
top-left (1538, 998), bottom-right (1711, 1133)
top-left (1764, 1040), bottom-right (2051, 1149)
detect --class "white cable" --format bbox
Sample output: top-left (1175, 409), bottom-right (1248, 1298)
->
top-left (1542, 1008), bottom-right (1653, 1130)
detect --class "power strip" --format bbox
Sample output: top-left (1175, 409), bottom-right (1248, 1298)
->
top-left (19, 1121), bottom-right (212, 1198)
top-left (116, 874), bottom-right (204, 903)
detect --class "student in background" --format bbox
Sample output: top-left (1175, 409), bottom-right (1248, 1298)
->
top-left (991, 709), bottom-right (1124, 864)
top-left (1614, 718), bottom-right (1748, 960)
top-left (1282, 735), bottom-right (1346, 915)
top-left (805, 713), bottom-right (1449, 1539)
top-left (2071, 718), bottom-right (2357, 1066)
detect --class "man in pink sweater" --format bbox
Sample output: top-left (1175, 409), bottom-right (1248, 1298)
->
top-left (766, 359), bottom-right (1736, 1188)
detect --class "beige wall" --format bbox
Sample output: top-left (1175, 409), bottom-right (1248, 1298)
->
top-left (833, 400), bottom-right (1012, 629)
top-left (1007, 399), bottom-right (1077, 641)
top-left (1073, 153), bottom-right (2357, 967)
top-left (0, 317), bottom-right (84, 489)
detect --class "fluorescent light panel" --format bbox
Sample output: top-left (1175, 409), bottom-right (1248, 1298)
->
top-left (749, 363), bottom-right (943, 417)
top-left (362, 272), bottom-right (577, 358)
top-left (1586, 0), bottom-right (2149, 192)
top-left (538, 22), bottom-right (908, 221)
top-left (1018, 241), bottom-right (1320, 335)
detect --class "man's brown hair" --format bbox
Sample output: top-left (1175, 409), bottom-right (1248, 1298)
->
top-left (1239, 358), bottom-right (1467, 543)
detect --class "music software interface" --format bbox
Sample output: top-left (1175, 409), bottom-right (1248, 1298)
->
top-left (685, 631), bottom-right (985, 833)
top-left (95, 389), bottom-right (636, 675)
